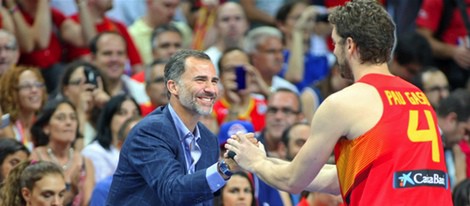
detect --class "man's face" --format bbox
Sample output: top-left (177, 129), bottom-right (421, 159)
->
top-left (251, 37), bottom-right (284, 78)
top-left (93, 34), bottom-right (127, 81)
top-left (0, 34), bottom-right (19, 75)
top-left (149, 0), bottom-right (180, 25)
top-left (332, 27), bottom-right (353, 81)
top-left (152, 31), bottom-right (183, 61)
top-left (173, 57), bottom-right (219, 115)
top-left (422, 71), bottom-right (449, 109)
top-left (216, 3), bottom-right (248, 46)
top-left (285, 124), bottom-right (309, 160)
top-left (444, 119), bottom-right (470, 147)
top-left (146, 64), bottom-right (168, 106)
top-left (265, 91), bottom-right (302, 141)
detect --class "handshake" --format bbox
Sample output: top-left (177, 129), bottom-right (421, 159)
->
top-left (224, 132), bottom-right (260, 169)
top-left (223, 132), bottom-right (264, 173)
top-left (225, 132), bottom-right (259, 159)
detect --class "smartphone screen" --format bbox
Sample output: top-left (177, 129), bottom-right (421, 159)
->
top-left (1, 113), bottom-right (10, 129)
top-left (235, 66), bottom-right (246, 90)
top-left (84, 66), bottom-right (98, 86)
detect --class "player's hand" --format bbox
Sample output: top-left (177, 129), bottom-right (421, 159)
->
top-left (225, 132), bottom-right (266, 173)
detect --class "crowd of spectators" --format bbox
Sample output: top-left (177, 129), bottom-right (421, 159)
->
top-left (0, 0), bottom-right (469, 205)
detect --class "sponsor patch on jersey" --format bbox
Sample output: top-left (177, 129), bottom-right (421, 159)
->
top-left (393, 170), bottom-right (448, 189)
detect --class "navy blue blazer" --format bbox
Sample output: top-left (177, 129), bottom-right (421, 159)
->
top-left (106, 105), bottom-right (220, 206)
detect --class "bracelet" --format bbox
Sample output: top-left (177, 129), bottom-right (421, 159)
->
top-left (8, 5), bottom-right (19, 14)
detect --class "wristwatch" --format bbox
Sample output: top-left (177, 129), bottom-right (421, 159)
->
top-left (218, 159), bottom-right (232, 179)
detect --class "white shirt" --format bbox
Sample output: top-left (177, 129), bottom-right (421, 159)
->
top-left (81, 141), bottom-right (120, 183)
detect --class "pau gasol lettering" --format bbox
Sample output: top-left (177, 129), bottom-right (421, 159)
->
top-left (394, 170), bottom-right (448, 189)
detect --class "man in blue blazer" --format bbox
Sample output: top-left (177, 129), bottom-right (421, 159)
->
top-left (107, 50), bottom-right (233, 205)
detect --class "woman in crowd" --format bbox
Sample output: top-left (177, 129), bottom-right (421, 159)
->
top-left (81, 94), bottom-right (141, 183)
top-left (214, 171), bottom-right (256, 206)
top-left (58, 60), bottom-right (110, 148)
top-left (0, 160), bottom-right (66, 206)
top-left (88, 115), bottom-right (142, 206)
top-left (0, 138), bottom-right (29, 185)
top-left (0, 66), bottom-right (47, 151)
top-left (30, 99), bottom-right (94, 206)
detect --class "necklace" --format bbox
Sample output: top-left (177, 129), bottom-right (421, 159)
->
top-left (47, 146), bottom-right (74, 171)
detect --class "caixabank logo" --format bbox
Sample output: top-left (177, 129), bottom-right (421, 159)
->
top-left (393, 170), bottom-right (448, 189)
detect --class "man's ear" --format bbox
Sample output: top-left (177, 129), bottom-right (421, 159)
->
top-left (346, 37), bottom-right (356, 53)
top-left (167, 80), bottom-right (178, 97)
top-left (21, 187), bottom-right (31, 204)
top-left (447, 112), bottom-right (458, 125)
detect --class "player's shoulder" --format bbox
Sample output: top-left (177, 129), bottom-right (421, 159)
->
top-left (325, 83), bottom-right (380, 107)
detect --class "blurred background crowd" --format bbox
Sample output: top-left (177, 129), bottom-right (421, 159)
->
top-left (0, 0), bottom-right (469, 205)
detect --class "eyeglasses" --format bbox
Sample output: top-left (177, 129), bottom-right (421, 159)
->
top-left (17, 82), bottom-right (45, 91)
top-left (425, 85), bottom-right (449, 93)
top-left (68, 79), bottom-right (82, 86)
top-left (266, 106), bottom-right (300, 115)
top-left (52, 113), bottom-right (78, 122)
top-left (0, 43), bottom-right (17, 52)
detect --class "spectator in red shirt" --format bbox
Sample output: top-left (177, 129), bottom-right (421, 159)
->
top-left (66, 0), bottom-right (144, 75)
top-left (5, 0), bottom-right (91, 93)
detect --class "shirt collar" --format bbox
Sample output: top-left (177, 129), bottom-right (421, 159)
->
top-left (168, 104), bottom-right (201, 142)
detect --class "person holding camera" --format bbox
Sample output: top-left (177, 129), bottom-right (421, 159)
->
top-left (212, 48), bottom-right (270, 132)
top-left (57, 61), bottom-right (110, 148)
top-left (275, 2), bottom-right (332, 92)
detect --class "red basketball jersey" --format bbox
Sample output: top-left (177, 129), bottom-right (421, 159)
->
top-left (334, 74), bottom-right (452, 205)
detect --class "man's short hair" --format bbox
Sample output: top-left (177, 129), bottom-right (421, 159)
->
top-left (89, 31), bottom-right (127, 54)
top-left (243, 26), bottom-right (282, 54)
top-left (151, 23), bottom-right (182, 50)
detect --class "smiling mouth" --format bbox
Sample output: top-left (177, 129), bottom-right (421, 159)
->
top-left (198, 96), bottom-right (214, 104)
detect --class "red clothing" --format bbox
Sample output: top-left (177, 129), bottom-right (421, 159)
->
top-left (212, 97), bottom-right (267, 132)
top-left (131, 71), bottom-right (145, 83)
top-left (139, 102), bottom-right (157, 116)
top-left (334, 74), bottom-right (452, 205)
top-left (65, 15), bottom-right (142, 66)
top-left (18, 8), bottom-right (66, 69)
top-left (458, 140), bottom-right (470, 178)
top-left (416, 0), bottom-right (470, 45)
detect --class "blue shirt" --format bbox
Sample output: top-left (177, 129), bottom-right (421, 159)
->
top-left (168, 104), bottom-right (226, 192)
top-left (280, 50), bottom-right (330, 91)
top-left (89, 176), bottom-right (113, 206)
